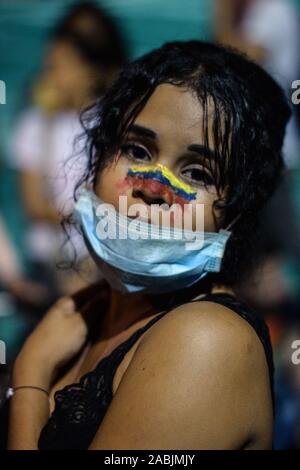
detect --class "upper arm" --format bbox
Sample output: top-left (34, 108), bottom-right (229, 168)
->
top-left (89, 302), bottom-right (273, 450)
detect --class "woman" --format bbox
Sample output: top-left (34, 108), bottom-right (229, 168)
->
top-left (11, 3), bottom-right (127, 295)
top-left (7, 40), bottom-right (291, 449)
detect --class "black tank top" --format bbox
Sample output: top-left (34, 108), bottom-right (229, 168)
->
top-left (37, 292), bottom-right (274, 450)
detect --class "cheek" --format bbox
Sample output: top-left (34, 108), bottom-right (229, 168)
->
top-left (94, 157), bottom-right (134, 208)
top-left (168, 192), bottom-right (217, 232)
top-left (190, 191), bottom-right (217, 232)
top-left (95, 156), bottom-right (219, 232)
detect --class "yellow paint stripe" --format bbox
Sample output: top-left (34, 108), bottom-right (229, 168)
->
top-left (128, 163), bottom-right (196, 195)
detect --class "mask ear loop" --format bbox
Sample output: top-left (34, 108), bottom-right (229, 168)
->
top-left (77, 183), bottom-right (93, 200)
top-left (223, 212), bottom-right (242, 232)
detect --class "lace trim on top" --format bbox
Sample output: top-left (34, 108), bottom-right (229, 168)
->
top-left (38, 310), bottom-right (168, 449)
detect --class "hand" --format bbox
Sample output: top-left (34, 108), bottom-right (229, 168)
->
top-left (13, 297), bottom-right (89, 389)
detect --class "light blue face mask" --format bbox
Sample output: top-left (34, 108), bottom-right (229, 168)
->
top-left (74, 188), bottom-right (235, 294)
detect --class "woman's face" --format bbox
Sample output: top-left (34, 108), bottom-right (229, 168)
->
top-left (95, 84), bottom-right (223, 232)
top-left (34, 41), bottom-right (96, 111)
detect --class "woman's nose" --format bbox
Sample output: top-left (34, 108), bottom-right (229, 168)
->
top-left (131, 183), bottom-right (172, 206)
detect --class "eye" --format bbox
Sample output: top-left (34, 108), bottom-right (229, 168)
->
top-left (181, 165), bottom-right (214, 186)
top-left (120, 142), bottom-right (152, 162)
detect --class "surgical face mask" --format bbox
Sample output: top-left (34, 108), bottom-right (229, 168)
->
top-left (74, 188), bottom-right (235, 294)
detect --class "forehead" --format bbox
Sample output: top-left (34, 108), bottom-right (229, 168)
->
top-left (132, 84), bottom-right (208, 144)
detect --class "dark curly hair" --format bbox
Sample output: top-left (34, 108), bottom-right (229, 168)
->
top-left (73, 39), bottom-right (291, 296)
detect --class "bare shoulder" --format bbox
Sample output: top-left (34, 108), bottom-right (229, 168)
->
top-left (133, 298), bottom-right (273, 447)
top-left (89, 297), bottom-right (273, 449)
top-left (139, 298), bottom-right (268, 375)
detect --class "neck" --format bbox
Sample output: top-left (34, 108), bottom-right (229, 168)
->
top-left (102, 288), bottom-right (156, 338)
top-left (101, 278), bottom-right (235, 338)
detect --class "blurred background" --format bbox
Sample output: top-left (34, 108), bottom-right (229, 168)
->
top-left (0, 0), bottom-right (300, 450)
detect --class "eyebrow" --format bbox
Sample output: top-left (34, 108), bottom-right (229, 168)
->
top-left (188, 144), bottom-right (218, 163)
top-left (128, 124), bottom-right (217, 162)
top-left (127, 124), bottom-right (157, 140)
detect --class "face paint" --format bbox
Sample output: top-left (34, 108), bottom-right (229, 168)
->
top-left (125, 163), bottom-right (197, 206)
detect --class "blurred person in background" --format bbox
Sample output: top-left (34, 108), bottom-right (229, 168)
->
top-left (215, 0), bottom-right (300, 167)
top-left (215, 0), bottom-right (300, 314)
top-left (11, 1), bottom-right (127, 296)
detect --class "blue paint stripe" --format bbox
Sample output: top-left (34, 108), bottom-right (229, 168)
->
top-left (127, 170), bottom-right (196, 201)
